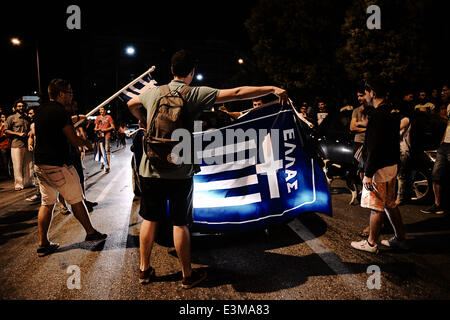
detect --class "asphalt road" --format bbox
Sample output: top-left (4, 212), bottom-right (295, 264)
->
top-left (0, 140), bottom-right (449, 304)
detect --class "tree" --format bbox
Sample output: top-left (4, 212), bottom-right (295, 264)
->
top-left (337, 0), bottom-right (431, 93)
top-left (245, 0), bottom-right (352, 107)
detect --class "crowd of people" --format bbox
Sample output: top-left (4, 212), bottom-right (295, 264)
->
top-left (0, 102), bottom-right (129, 184)
top-left (0, 48), bottom-right (448, 288)
top-left (294, 83), bottom-right (449, 252)
top-left (2, 102), bottom-right (132, 225)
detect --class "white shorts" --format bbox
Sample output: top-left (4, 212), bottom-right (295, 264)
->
top-left (34, 164), bottom-right (84, 206)
top-left (361, 176), bottom-right (397, 212)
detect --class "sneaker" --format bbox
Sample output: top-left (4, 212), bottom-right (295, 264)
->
top-left (139, 267), bottom-right (155, 284)
top-left (421, 204), bottom-right (445, 215)
top-left (85, 230), bottom-right (107, 242)
top-left (105, 167), bottom-right (110, 173)
top-left (37, 242), bottom-right (60, 257)
top-left (85, 200), bottom-right (98, 207)
top-left (181, 269), bottom-right (207, 289)
top-left (381, 236), bottom-right (410, 250)
top-left (55, 204), bottom-right (71, 215)
top-left (100, 163), bottom-right (105, 170)
top-left (26, 194), bottom-right (41, 202)
top-left (86, 202), bottom-right (94, 213)
top-left (351, 239), bottom-right (378, 254)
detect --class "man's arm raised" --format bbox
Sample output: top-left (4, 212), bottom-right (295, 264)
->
top-left (216, 86), bottom-right (288, 105)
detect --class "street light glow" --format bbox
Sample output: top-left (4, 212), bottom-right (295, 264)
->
top-left (11, 38), bottom-right (21, 46)
top-left (196, 74), bottom-right (204, 81)
top-left (238, 58), bottom-right (244, 64)
top-left (125, 46), bottom-right (136, 56)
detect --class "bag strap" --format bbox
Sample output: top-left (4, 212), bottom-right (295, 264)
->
top-left (146, 85), bottom-right (170, 133)
top-left (159, 84), bottom-right (170, 97)
top-left (177, 85), bottom-right (192, 99)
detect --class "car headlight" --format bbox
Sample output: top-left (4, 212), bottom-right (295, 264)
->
top-left (424, 150), bottom-right (437, 163)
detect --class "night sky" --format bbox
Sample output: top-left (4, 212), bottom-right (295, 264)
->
top-left (1, 0), bottom-right (258, 113)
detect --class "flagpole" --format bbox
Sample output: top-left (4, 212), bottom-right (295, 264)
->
top-left (74, 66), bottom-right (156, 127)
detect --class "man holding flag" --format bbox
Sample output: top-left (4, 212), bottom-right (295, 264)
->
top-left (127, 49), bottom-right (288, 288)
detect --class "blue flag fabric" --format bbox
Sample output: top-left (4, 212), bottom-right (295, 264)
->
top-left (118, 74), bottom-right (157, 102)
top-left (191, 103), bottom-right (332, 232)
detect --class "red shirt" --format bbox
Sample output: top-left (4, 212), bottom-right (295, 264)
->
top-left (95, 115), bottom-right (114, 139)
top-left (0, 123), bottom-right (11, 149)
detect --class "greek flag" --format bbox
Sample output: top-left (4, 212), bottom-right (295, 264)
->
top-left (118, 74), bottom-right (158, 102)
top-left (191, 103), bottom-right (332, 232)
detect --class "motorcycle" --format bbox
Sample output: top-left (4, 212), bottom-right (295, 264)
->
top-left (295, 108), bottom-right (361, 205)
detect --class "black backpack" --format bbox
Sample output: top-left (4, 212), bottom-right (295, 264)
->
top-left (144, 84), bottom-right (193, 170)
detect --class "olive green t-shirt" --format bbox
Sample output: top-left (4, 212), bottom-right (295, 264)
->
top-left (138, 80), bottom-right (219, 179)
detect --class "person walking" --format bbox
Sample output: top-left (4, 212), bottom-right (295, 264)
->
top-left (25, 107), bottom-right (41, 202)
top-left (33, 79), bottom-right (107, 257)
top-left (127, 49), bottom-right (288, 288)
top-left (351, 79), bottom-right (408, 254)
top-left (117, 122), bottom-right (127, 149)
top-left (94, 107), bottom-right (115, 173)
top-left (4, 100), bottom-right (33, 190)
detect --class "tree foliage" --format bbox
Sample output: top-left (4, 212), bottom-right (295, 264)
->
top-left (245, 0), bottom-right (447, 105)
top-left (245, 0), bottom-right (351, 105)
top-left (337, 0), bottom-right (430, 93)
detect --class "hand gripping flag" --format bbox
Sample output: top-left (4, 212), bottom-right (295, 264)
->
top-left (191, 103), bottom-right (332, 232)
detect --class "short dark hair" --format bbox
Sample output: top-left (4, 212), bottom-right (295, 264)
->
top-left (48, 79), bottom-right (71, 100)
top-left (364, 78), bottom-right (389, 99)
top-left (13, 99), bottom-right (28, 112)
top-left (171, 50), bottom-right (197, 78)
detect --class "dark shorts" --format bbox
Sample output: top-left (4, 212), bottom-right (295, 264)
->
top-left (139, 176), bottom-right (193, 226)
top-left (432, 143), bottom-right (450, 182)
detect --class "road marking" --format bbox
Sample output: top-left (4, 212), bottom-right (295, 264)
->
top-left (94, 166), bottom-right (128, 203)
top-left (287, 218), bottom-right (377, 300)
top-left (81, 164), bottom-right (134, 299)
top-left (49, 165), bottom-right (128, 240)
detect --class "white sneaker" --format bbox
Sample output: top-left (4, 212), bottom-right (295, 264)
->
top-left (25, 194), bottom-right (41, 202)
top-left (351, 239), bottom-right (378, 254)
top-left (54, 202), bottom-right (71, 215)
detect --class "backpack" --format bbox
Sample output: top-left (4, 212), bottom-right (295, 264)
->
top-left (144, 84), bottom-right (193, 170)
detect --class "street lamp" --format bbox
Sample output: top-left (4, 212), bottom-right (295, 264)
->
top-left (196, 74), bottom-right (204, 81)
top-left (10, 37), bottom-right (41, 96)
top-left (238, 58), bottom-right (244, 65)
top-left (125, 46), bottom-right (136, 56)
top-left (11, 38), bottom-right (21, 46)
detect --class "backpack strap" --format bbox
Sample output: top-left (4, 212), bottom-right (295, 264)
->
top-left (177, 85), bottom-right (192, 100)
top-left (159, 84), bottom-right (170, 97)
top-left (146, 85), bottom-right (170, 133)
